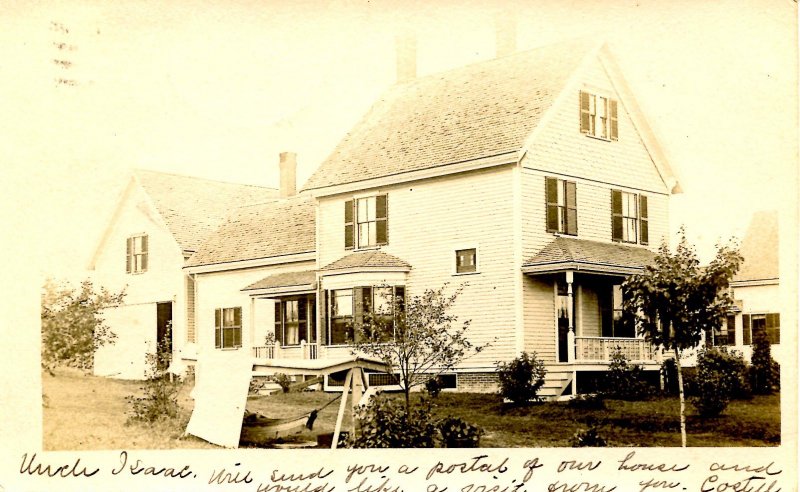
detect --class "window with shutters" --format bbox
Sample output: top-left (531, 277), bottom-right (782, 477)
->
top-left (611, 190), bottom-right (648, 244)
top-left (126, 234), bottom-right (148, 274)
top-left (580, 90), bottom-right (618, 140)
top-left (214, 307), bottom-right (242, 349)
top-left (344, 195), bottom-right (388, 249)
top-left (545, 178), bottom-right (577, 235)
top-left (326, 285), bottom-right (405, 345)
top-left (743, 313), bottom-right (780, 345)
top-left (707, 314), bottom-right (735, 347)
top-left (273, 295), bottom-right (315, 346)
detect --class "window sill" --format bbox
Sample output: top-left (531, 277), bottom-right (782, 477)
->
top-left (452, 271), bottom-right (480, 276)
top-left (585, 134), bottom-right (613, 142)
top-left (354, 245), bottom-right (384, 252)
top-left (217, 347), bottom-right (241, 351)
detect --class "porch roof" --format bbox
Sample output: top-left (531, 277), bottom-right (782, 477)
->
top-left (320, 250), bottom-right (411, 273)
top-left (522, 237), bottom-right (654, 276)
top-left (242, 270), bottom-right (317, 296)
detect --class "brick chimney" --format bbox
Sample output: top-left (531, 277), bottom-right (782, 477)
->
top-left (395, 32), bottom-right (416, 83)
top-left (495, 13), bottom-right (517, 58)
top-left (278, 152), bottom-right (297, 198)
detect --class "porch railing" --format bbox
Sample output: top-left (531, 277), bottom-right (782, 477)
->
top-left (252, 340), bottom-right (319, 360)
top-left (574, 336), bottom-right (660, 363)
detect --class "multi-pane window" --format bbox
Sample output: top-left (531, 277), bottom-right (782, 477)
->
top-left (455, 248), bottom-right (477, 274)
top-left (546, 178), bottom-right (577, 235)
top-left (214, 307), bottom-right (242, 349)
top-left (327, 286), bottom-right (405, 345)
top-left (601, 284), bottom-right (635, 338)
top-left (126, 234), bottom-right (148, 273)
top-left (580, 91), bottom-right (618, 140)
top-left (273, 296), bottom-right (314, 346)
top-left (611, 190), bottom-right (648, 244)
top-left (344, 195), bottom-right (388, 249)
top-left (742, 313), bottom-right (780, 345)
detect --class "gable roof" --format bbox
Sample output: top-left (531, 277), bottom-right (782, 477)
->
top-left (302, 40), bottom-right (595, 192)
top-left (733, 210), bottom-right (779, 284)
top-left (302, 40), bottom-right (679, 195)
top-left (185, 196), bottom-right (316, 268)
top-left (135, 170), bottom-right (278, 253)
top-left (320, 250), bottom-right (411, 272)
top-left (522, 236), bottom-right (654, 276)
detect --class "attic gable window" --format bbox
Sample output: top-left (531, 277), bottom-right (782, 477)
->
top-left (126, 234), bottom-right (148, 274)
top-left (611, 190), bottom-right (648, 244)
top-left (580, 91), bottom-right (618, 140)
top-left (546, 178), bottom-right (577, 236)
top-left (345, 194), bottom-right (388, 249)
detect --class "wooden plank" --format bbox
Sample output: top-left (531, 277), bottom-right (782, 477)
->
top-left (331, 369), bottom-right (352, 449)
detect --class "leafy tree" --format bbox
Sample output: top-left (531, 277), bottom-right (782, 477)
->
top-left (750, 329), bottom-right (776, 394)
top-left (622, 229), bottom-right (742, 446)
top-left (352, 284), bottom-right (486, 412)
top-left (41, 278), bottom-right (125, 374)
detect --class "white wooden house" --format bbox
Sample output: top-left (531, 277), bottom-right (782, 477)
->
top-left (88, 170), bottom-right (277, 379)
top-left (183, 40), bottom-right (680, 398)
top-left (708, 210), bottom-right (783, 364)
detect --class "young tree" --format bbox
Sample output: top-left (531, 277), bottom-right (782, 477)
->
top-left (622, 230), bottom-right (742, 446)
top-left (41, 278), bottom-right (125, 374)
top-left (352, 284), bottom-right (486, 412)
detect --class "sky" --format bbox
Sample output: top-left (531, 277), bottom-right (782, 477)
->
top-left (1, 0), bottom-right (797, 281)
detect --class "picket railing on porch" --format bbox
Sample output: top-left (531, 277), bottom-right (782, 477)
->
top-left (252, 340), bottom-right (319, 360)
top-left (574, 336), bottom-right (660, 363)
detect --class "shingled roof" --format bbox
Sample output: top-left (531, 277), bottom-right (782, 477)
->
top-left (136, 169), bottom-right (278, 253)
top-left (302, 40), bottom-right (595, 191)
top-left (242, 270), bottom-right (317, 292)
top-left (186, 196), bottom-right (316, 267)
top-left (320, 250), bottom-right (411, 272)
top-left (733, 210), bottom-right (779, 283)
top-left (523, 237), bottom-right (655, 275)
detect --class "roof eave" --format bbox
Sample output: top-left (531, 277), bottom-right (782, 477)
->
top-left (521, 260), bottom-right (645, 276)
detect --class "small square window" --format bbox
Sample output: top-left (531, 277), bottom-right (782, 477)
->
top-left (455, 248), bottom-right (477, 274)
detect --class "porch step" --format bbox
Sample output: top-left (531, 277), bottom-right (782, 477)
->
top-left (538, 368), bottom-right (574, 401)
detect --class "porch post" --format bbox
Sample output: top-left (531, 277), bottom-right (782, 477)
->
top-left (566, 271), bottom-right (575, 363)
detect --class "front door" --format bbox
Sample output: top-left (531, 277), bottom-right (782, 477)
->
top-left (156, 302), bottom-right (173, 368)
top-left (556, 281), bottom-right (570, 362)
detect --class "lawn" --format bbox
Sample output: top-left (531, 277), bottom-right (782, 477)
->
top-left (42, 369), bottom-right (780, 449)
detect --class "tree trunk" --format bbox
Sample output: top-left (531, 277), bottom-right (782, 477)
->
top-left (673, 347), bottom-right (687, 447)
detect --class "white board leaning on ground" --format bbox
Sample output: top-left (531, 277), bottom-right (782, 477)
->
top-left (185, 353), bottom-right (391, 448)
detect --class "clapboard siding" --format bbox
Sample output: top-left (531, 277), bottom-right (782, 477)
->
top-left (194, 260), bottom-right (316, 355)
top-left (525, 56), bottom-right (668, 194)
top-left (522, 275), bottom-right (555, 363)
top-left (92, 183), bottom-right (187, 378)
top-left (317, 165), bottom-right (518, 368)
top-left (521, 168), bottom-right (669, 258)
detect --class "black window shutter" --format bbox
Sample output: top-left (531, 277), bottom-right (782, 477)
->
top-left (609, 99), bottom-right (619, 140)
top-left (726, 314), bottom-right (736, 345)
top-left (611, 190), bottom-right (623, 241)
top-left (126, 237), bottom-right (132, 273)
top-left (742, 314), bottom-right (751, 345)
top-left (344, 200), bottom-right (354, 249)
top-left (639, 195), bottom-right (649, 245)
top-left (354, 287), bottom-right (366, 342)
top-left (234, 307), bottom-right (242, 347)
top-left (274, 301), bottom-right (283, 345)
top-left (376, 194), bottom-right (388, 245)
top-left (566, 181), bottom-right (578, 235)
top-left (298, 297), bottom-right (307, 343)
top-left (545, 178), bottom-right (559, 232)
top-left (767, 313), bottom-right (780, 344)
top-left (320, 289), bottom-right (329, 345)
top-left (579, 91), bottom-right (591, 133)
top-left (214, 308), bottom-right (221, 348)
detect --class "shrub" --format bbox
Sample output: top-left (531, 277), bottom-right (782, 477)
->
top-left (750, 330), bottom-right (777, 394)
top-left (274, 373), bottom-right (292, 393)
top-left (351, 395), bottom-right (438, 448)
top-left (438, 416), bottom-right (483, 448)
top-left (127, 326), bottom-right (180, 423)
top-left (692, 348), bottom-right (747, 417)
top-left (570, 420), bottom-right (607, 447)
top-left (603, 348), bottom-right (653, 400)
top-left (496, 352), bottom-right (547, 405)
top-left (425, 376), bottom-right (443, 398)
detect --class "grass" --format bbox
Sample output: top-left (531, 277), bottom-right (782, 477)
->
top-left (43, 369), bottom-right (780, 449)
